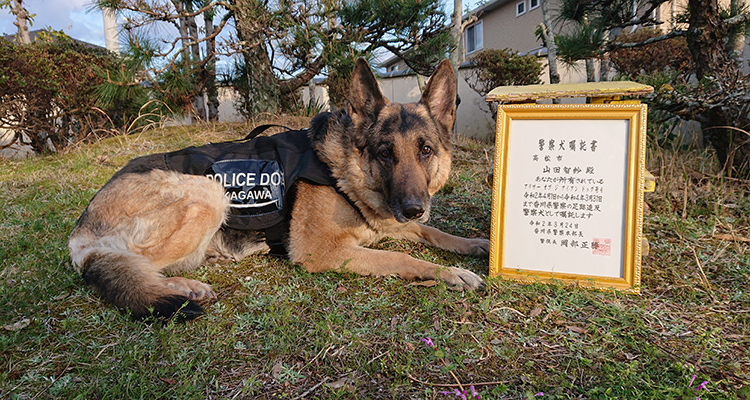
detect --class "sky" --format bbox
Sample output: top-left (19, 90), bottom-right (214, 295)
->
top-left (1, 0), bottom-right (111, 47)
top-left (1, 0), bottom-right (482, 62)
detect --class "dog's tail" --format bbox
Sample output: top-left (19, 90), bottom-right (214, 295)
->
top-left (79, 249), bottom-right (203, 320)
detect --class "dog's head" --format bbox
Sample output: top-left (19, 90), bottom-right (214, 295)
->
top-left (342, 58), bottom-right (457, 223)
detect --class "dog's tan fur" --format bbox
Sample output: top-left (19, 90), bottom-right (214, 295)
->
top-left (69, 59), bottom-right (489, 319)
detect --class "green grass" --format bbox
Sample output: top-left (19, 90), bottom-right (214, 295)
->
top-left (1, 120), bottom-right (748, 399)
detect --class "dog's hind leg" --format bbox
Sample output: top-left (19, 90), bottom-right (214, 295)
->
top-left (204, 228), bottom-right (268, 264)
top-left (69, 170), bottom-right (229, 319)
top-left (78, 249), bottom-right (210, 319)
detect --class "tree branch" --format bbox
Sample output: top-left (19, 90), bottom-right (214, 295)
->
top-left (278, 53), bottom-right (327, 95)
top-left (605, 29), bottom-right (687, 52)
top-left (724, 11), bottom-right (750, 28)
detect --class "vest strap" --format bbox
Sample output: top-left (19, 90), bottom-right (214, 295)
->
top-left (241, 124), bottom-right (294, 141)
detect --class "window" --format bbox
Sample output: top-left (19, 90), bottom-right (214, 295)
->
top-left (465, 20), bottom-right (483, 54)
top-left (389, 64), bottom-right (399, 72)
top-left (529, 0), bottom-right (539, 11)
top-left (516, 0), bottom-right (526, 16)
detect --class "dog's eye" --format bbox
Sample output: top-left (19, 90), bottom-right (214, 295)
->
top-left (379, 149), bottom-right (392, 160)
top-left (421, 145), bottom-right (432, 157)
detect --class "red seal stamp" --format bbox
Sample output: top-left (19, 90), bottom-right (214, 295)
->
top-left (592, 238), bottom-right (611, 256)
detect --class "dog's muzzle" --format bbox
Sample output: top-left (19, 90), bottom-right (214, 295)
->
top-left (402, 201), bottom-right (425, 220)
top-left (394, 199), bottom-right (431, 223)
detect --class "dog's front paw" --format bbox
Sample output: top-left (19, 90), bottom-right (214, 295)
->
top-left (438, 267), bottom-right (484, 290)
top-left (456, 238), bottom-right (490, 256)
top-left (472, 238), bottom-right (491, 256)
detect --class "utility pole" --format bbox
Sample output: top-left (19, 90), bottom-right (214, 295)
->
top-left (450, 0), bottom-right (463, 81)
top-left (103, 8), bottom-right (120, 54)
top-left (450, 0), bottom-right (463, 134)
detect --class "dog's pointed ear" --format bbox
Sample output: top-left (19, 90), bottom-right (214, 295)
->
top-left (349, 58), bottom-right (388, 128)
top-left (420, 59), bottom-right (457, 135)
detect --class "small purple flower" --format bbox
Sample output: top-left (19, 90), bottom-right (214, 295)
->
top-left (534, 392), bottom-right (545, 397)
top-left (470, 385), bottom-right (480, 399)
top-left (439, 389), bottom-right (468, 399)
top-left (421, 337), bottom-right (436, 348)
top-left (688, 374), bottom-right (708, 400)
top-left (689, 375), bottom-right (708, 391)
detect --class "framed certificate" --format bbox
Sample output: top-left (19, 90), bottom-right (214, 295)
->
top-left (489, 104), bottom-right (646, 293)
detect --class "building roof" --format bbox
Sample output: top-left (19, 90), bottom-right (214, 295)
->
top-left (463, 0), bottom-right (514, 20)
top-left (2, 29), bottom-right (106, 51)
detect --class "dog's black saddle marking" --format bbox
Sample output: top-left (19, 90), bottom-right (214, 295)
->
top-left (114, 126), bottom-right (335, 256)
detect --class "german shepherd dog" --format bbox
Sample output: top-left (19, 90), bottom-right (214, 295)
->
top-left (68, 58), bottom-right (489, 319)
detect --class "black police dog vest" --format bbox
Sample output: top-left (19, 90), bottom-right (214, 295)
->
top-left (110, 126), bottom-right (336, 254)
top-left (163, 128), bottom-right (334, 230)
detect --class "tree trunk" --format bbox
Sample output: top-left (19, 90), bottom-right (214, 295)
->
top-left (244, 44), bottom-right (279, 115)
top-left (685, 0), bottom-right (748, 175)
top-left (308, 78), bottom-right (317, 107)
top-left (686, 0), bottom-right (727, 80)
top-left (586, 59), bottom-right (597, 82)
top-left (727, 0), bottom-right (746, 69)
top-left (182, 2), bottom-right (206, 121)
top-left (204, 11), bottom-right (219, 122)
top-left (701, 107), bottom-right (750, 177)
top-left (231, 0), bottom-right (283, 115)
top-left (599, 30), bottom-right (611, 81)
top-left (12, 0), bottom-right (31, 44)
top-left (171, 0), bottom-right (191, 62)
top-left (234, 1), bottom-right (280, 115)
top-left (540, 0), bottom-right (560, 84)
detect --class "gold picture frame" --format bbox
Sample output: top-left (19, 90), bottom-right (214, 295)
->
top-left (489, 104), bottom-right (646, 293)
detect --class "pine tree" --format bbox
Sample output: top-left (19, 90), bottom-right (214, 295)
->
top-left (230, 0), bottom-right (453, 114)
top-left (99, 0), bottom-right (452, 117)
top-left (554, 0), bottom-right (750, 177)
top-left (96, 0), bottom-right (230, 120)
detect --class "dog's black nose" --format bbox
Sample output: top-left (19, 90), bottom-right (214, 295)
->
top-left (402, 204), bottom-right (425, 220)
